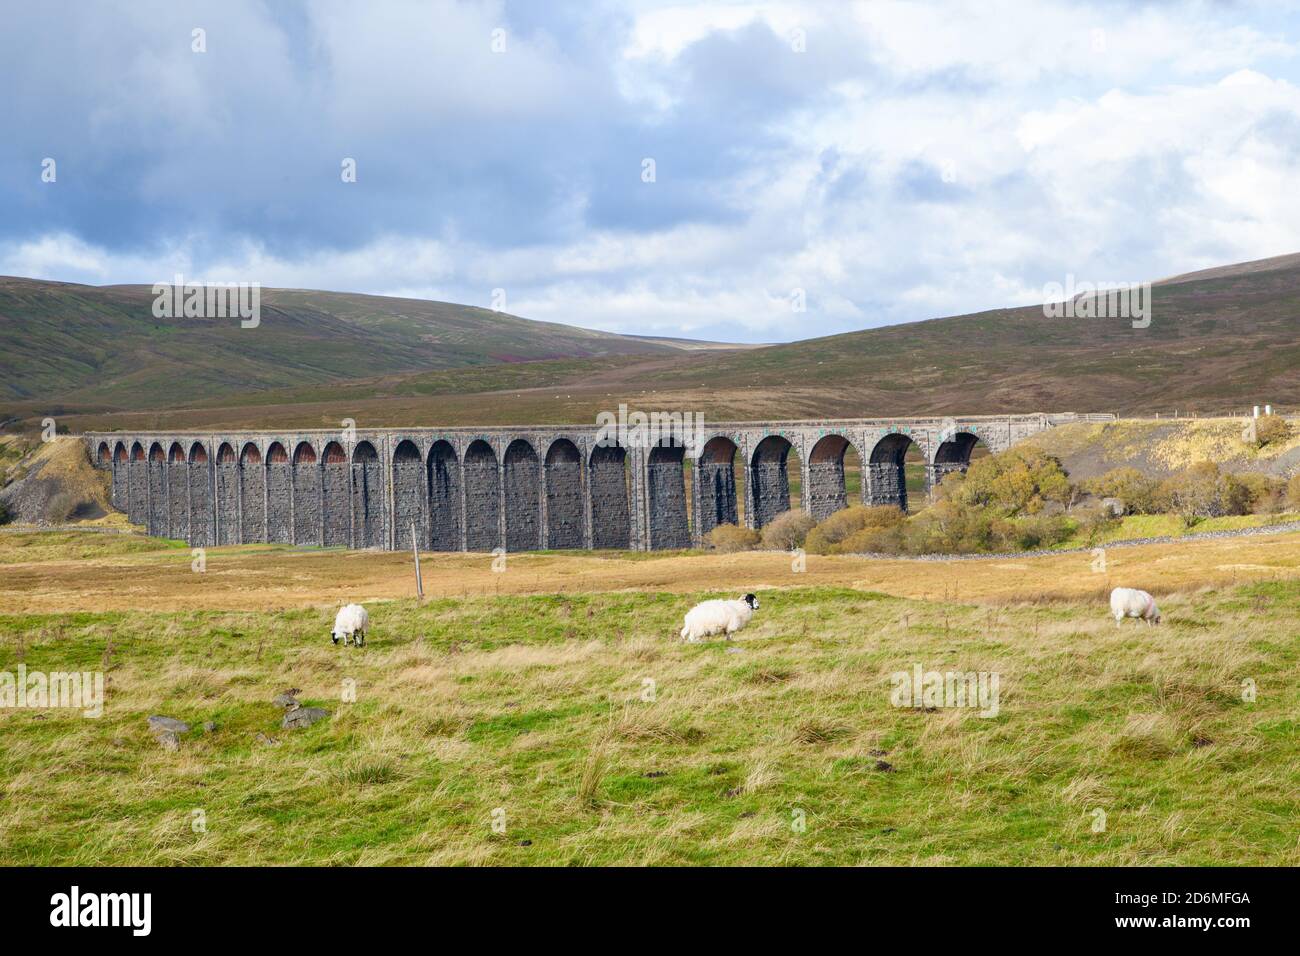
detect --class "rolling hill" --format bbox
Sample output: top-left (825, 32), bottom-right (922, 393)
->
top-left (3, 251), bottom-right (1299, 431)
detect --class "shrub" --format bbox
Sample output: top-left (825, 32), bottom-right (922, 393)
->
top-left (1083, 467), bottom-right (1163, 514)
top-left (1235, 472), bottom-right (1284, 514)
top-left (45, 491), bottom-right (81, 524)
top-left (1073, 500), bottom-right (1120, 545)
top-left (946, 444), bottom-right (1071, 516)
top-left (1253, 414), bottom-right (1293, 448)
top-left (1158, 462), bottom-right (1250, 526)
top-left (706, 523), bottom-right (760, 553)
top-left (760, 509), bottom-right (816, 550)
top-left (806, 505), bottom-right (904, 554)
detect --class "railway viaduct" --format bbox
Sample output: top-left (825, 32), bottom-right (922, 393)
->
top-left (85, 413), bottom-right (1098, 552)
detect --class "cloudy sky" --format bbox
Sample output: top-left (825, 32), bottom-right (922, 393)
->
top-left (3, 0), bottom-right (1300, 342)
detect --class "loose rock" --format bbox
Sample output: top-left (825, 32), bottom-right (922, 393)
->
top-left (282, 707), bottom-right (329, 730)
top-left (147, 716), bottom-right (190, 734)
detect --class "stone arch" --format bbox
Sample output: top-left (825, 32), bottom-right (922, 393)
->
top-left (545, 439), bottom-right (583, 550)
top-left (113, 441), bottom-right (127, 462)
top-left (264, 442), bottom-right (291, 543)
top-left (321, 441), bottom-right (349, 547)
top-left (931, 431), bottom-right (988, 489)
top-left (186, 442), bottom-right (211, 547)
top-left (127, 441), bottom-right (147, 527)
top-left (696, 436), bottom-right (739, 537)
top-left (463, 440), bottom-right (500, 551)
top-left (867, 432), bottom-right (921, 511)
top-left (647, 442), bottom-right (689, 549)
top-left (749, 435), bottom-right (799, 529)
top-left (427, 440), bottom-right (460, 551)
top-left (215, 442), bottom-right (238, 545)
top-left (503, 439), bottom-right (541, 552)
top-left (807, 434), bottom-right (857, 522)
top-left (96, 441), bottom-right (111, 465)
top-left (292, 441), bottom-right (320, 546)
top-left (589, 444), bottom-right (630, 549)
top-left (392, 439), bottom-right (424, 551)
top-left (351, 441), bottom-right (384, 549)
top-left (239, 442), bottom-right (265, 543)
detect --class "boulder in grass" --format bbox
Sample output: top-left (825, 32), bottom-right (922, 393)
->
top-left (282, 707), bottom-right (329, 730)
top-left (147, 716), bottom-right (190, 734)
top-left (155, 731), bottom-right (181, 752)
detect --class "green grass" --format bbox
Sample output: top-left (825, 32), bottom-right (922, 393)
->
top-left (1057, 512), bottom-right (1300, 550)
top-left (1, 581), bottom-right (1296, 865)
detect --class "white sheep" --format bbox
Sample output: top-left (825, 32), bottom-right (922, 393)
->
top-left (331, 603), bottom-right (369, 646)
top-left (680, 593), bottom-right (759, 642)
top-left (1110, 587), bottom-right (1162, 627)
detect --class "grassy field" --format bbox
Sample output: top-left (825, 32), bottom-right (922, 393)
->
top-left (1, 529), bottom-right (1298, 865)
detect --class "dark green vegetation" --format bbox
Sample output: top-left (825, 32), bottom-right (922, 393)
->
top-left (3, 252), bottom-right (1299, 431)
top-left (1, 578), bottom-right (1295, 865)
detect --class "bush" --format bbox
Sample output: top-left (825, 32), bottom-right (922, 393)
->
top-left (1083, 467), bottom-right (1163, 514)
top-left (760, 509), bottom-right (816, 550)
top-left (944, 444), bottom-right (1071, 516)
top-left (706, 523), bottom-right (760, 553)
top-left (1157, 462), bottom-right (1250, 526)
top-left (45, 490), bottom-right (81, 524)
top-left (1253, 414), bottom-right (1292, 448)
top-left (1235, 472), bottom-right (1284, 514)
top-left (806, 505), bottom-right (905, 554)
top-left (1073, 500), bottom-right (1121, 545)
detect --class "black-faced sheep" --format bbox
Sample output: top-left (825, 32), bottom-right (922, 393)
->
top-left (680, 593), bottom-right (759, 642)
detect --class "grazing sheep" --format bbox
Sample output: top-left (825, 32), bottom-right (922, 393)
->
top-left (680, 593), bottom-right (760, 642)
top-left (1110, 587), bottom-right (1162, 627)
top-left (331, 603), bottom-right (369, 646)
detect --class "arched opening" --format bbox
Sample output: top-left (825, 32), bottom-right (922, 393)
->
top-left (807, 434), bottom-right (856, 522)
top-left (696, 436), bottom-right (739, 538)
top-left (545, 439), bottom-right (582, 550)
top-left (131, 442), bottom-right (145, 461)
top-left (97, 442), bottom-right (110, 465)
top-left (292, 441), bottom-right (320, 546)
top-left (589, 444), bottom-right (630, 549)
top-left (187, 442), bottom-right (211, 547)
top-left (932, 431), bottom-right (990, 490)
top-left (868, 433), bottom-right (925, 511)
top-left (113, 442), bottom-right (127, 463)
top-left (321, 441), bottom-right (349, 548)
top-left (427, 440), bottom-right (460, 551)
top-left (265, 442), bottom-right (291, 543)
top-left (749, 435), bottom-right (801, 529)
top-left (463, 440), bottom-right (500, 552)
top-left (392, 439), bottom-right (424, 551)
top-left (351, 441), bottom-right (383, 549)
top-left (647, 442), bottom-right (690, 548)
top-left (215, 443), bottom-right (238, 545)
top-left (503, 439), bottom-right (541, 552)
top-left (239, 442), bottom-right (265, 543)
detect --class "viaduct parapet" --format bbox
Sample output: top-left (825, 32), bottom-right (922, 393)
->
top-left (84, 413), bottom-right (1104, 552)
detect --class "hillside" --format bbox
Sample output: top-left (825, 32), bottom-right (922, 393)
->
top-left (4, 251), bottom-right (1300, 432)
top-left (0, 277), bottom-right (682, 416)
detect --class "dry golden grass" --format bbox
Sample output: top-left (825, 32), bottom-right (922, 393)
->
top-left (2, 526), bottom-right (1298, 614)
